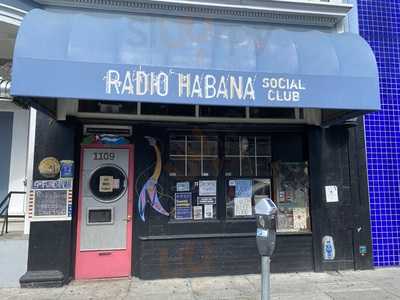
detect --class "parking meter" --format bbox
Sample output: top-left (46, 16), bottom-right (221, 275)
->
top-left (256, 198), bottom-right (278, 256)
top-left (255, 198), bottom-right (277, 300)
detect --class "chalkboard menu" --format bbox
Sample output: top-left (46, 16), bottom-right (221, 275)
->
top-left (28, 189), bottom-right (72, 221)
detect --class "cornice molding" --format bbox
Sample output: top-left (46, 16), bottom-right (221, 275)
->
top-left (34, 0), bottom-right (352, 27)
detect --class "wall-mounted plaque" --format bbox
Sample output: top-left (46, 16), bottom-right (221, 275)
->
top-left (28, 189), bottom-right (72, 221)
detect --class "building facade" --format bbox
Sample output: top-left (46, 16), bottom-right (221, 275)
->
top-left (0, 0), bottom-right (37, 234)
top-left (1, 0), bottom-right (382, 287)
top-left (359, 1), bottom-right (400, 267)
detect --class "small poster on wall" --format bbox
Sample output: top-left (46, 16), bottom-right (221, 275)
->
top-left (176, 181), bottom-right (190, 192)
top-left (325, 185), bottom-right (339, 203)
top-left (234, 180), bottom-right (252, 198)
top-left (175, 192), bottom-right (193, 220)
top-left (293, 208), bottom-right (308, 230)
top-left (204, 204), bottom-right (213, 218)
top-left (99, 176), bottom-right (113, 192)
top-left (199, 180), bottom-right (217, 196)
top-left (234, 197), bottom-right (252, 217)
top-left (197, 196), bottom-right (216, 205)
top-left (193, 206), bottom-right (203, 220)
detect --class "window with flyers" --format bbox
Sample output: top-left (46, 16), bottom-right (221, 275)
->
top-left (272, 162), bottom-right (311, 233)
top-left (166, 133), bottom-right (311, 232)
top-left (168, 134), bottom-right (218, 221)
top-left (224, 136), bottom-right (272, 219)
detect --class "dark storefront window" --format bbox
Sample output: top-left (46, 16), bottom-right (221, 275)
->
top-left (272, 162), bottom-right (311, 233)
top-left (224, 136), bottom-right (272, 218)
top-left (249, 108), bottom-right (297, 119)
top-left (141, 103), bottom-right (196, 116)
top-left (166, 133), bottom-right (310, 232)
top-left (168, 135), bottom-right (218, 220)
top-left (199, 106), bottom-right (246, 118)
top-left (78, 100), bottom-right (138, 114)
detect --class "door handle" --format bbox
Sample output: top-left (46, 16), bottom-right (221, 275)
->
top-left (123, 215), bottom-right (132, 222)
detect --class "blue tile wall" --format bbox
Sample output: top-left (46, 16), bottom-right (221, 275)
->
top-left (358, 1), bottom-right (400, 267)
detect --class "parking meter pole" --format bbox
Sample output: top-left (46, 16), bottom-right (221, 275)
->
top-left (255, 198), bottom-right (277, 300)
top-left (261, 256), bottom-right (270, 300)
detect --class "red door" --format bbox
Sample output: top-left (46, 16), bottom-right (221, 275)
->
top-left (75, 144), bottom-right (134, 279)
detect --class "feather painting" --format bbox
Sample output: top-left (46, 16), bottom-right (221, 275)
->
top-left (138, 136), bottom-right (169, 221)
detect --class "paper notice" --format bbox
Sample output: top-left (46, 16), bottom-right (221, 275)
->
top-left (199, 180), bottom-right (217, 196)
top-left (325, 185), bottom-right (339, 203)
top-left (204, 204), bottom-right (213, 218)
top-left (235, 180), bottom-right (252, 198)
top-left (193, 206), bottom-right (203, 220)
top-left (293, 208), bottom-right (307, 230)
top-left (99, 176), bottom-right (113, 192)
top-left (234, 197), bottom-right (252, 217)
top-left (113, 178), bottom-right (120, 189)
top-left (176, 181), bottom-right (190, 192)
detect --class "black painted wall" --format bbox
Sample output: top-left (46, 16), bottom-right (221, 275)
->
top-left (308, 123), bottom-right (373, 272)
top-left (132, 123), bottom-right (314, 278)
top-left (25, 111), bottom-right (77, 284)
top-left (133, 122), bottom-right (372, 278)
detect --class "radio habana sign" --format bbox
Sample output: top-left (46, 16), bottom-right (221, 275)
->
top-left (103, 67), bottom-right (306, 106)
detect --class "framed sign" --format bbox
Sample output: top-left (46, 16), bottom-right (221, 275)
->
top-left (28, 189), bottom-right (72, 221)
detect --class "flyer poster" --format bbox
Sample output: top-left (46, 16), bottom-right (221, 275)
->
top-left (193, 206), bottom-right (203, 220)
top-left (293, 208), bottom-right (307, 230)
top-left (175, 192), bottom-right (193, 220)
top-left (234, 180), bottom-right (252, 198)
top-left (234, 197), bottom-right (252, 217)
top-left (204, 204), bottom-right (213, 218)
top-left (199, 180), bottom-right (217, 196)
top-left (176, 181), bottom-right (190, 192)
top-left (99, 176), bottom-right (113, 192)
top-left (197, 196), bottom-right (216, 205)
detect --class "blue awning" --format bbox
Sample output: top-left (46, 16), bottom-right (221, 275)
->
top-left (12, 9), bottom-right (380, 111)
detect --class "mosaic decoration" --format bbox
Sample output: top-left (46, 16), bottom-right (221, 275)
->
top-left (359, 0), bottom-right (400, 266)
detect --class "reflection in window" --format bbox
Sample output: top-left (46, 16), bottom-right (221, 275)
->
top-left (224, 136), bottom-right (271, 177)
top-left (169, 135), bottom-right (219, 177)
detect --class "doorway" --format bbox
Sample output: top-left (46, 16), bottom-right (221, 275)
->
top-left (75, 145), bottom-right (133, 279)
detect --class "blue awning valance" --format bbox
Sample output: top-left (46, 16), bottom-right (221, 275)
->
top-left (12, 9), bottom-right (380, 111)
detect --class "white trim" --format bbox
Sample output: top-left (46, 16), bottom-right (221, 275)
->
top-left (24, 108), bottom-right (37, 234)
top-left (36, 0), bottom-right (352, 27)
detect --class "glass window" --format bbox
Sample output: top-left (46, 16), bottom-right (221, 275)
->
top-left (169, 135), bottom-right (218, 177)
top-left (141, 103), bottom-right (195, 116)
top-left (226, 178), bottom-right (271, 218)
top-left (249, 108), bottom-right (296, 119)
top-left (168, 135), bottom-right (219, 221)
top-left (224, 136), bottom-right (272, 218)
top-left (78, 100), bottom-right (138, 114)
top-left (272, 162), bottom-right (311, 233)
top-left (224, 136), bottom-right (271, 177)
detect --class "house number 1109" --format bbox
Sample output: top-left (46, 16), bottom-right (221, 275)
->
top-left (93, 152), bottom-right (115, 160)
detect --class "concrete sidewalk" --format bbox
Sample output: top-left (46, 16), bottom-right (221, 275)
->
top-left (1, 268), bottom-right (400, 300)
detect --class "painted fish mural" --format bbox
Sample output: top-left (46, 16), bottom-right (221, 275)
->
top-left (138, 136), bottom-right (169, 221)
